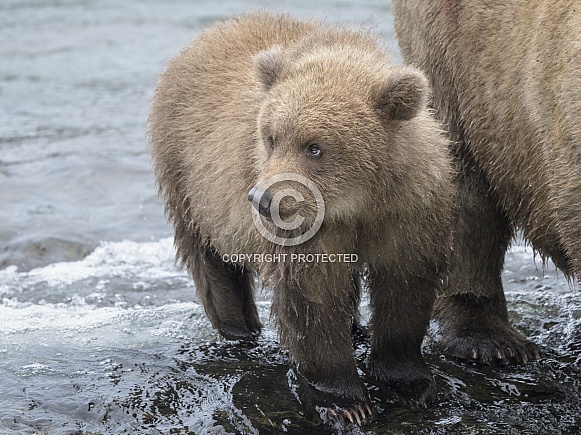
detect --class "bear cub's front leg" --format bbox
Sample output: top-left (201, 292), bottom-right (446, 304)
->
top-left (270, 269), bottom-right (373, 425)
top-left (367, 266), bottom-right (439, 405)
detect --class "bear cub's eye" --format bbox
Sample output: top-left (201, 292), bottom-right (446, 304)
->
top-left (306, 144), bottom-right (322, 159)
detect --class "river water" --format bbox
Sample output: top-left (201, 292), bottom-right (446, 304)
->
top-left (1, 1), bottom-right (579, 434)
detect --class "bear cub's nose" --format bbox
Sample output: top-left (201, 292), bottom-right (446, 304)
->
top-left (248, 186), bottom-right (273, 218)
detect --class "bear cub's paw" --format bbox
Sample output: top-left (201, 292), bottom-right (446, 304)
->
top-left (319, 402), bottom-right (374, 427)
top-left (367, 358), bottom-right (437, 407)
top-left (218, 321), bottom-right (261, 342)
top-left (291, 369), bottom-right (373, 427)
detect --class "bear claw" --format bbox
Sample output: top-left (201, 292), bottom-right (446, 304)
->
top-left (433, 295), bottom-right (542, 366)
top-left (325, 402), bottom-right (372, 426)
top-left (457, 339), bottom-right (540, 365)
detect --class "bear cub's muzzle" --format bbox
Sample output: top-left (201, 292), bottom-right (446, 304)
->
top-left (248, 186), bottom-right (273, 218)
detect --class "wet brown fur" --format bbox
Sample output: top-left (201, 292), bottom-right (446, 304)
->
top-left (149, 11), bottom-right (454, 411)
top-left (392, 0), bottom-right (581, 364)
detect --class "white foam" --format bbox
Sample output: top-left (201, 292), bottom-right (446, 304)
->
top-left (0, 301), bottom-right (215, 351)
top-left (0, 238), bottom-right (218, 348)
top-left (0, 238), bottom-right (192, 299)
top-left (26, 237), bottom-right (182, 286)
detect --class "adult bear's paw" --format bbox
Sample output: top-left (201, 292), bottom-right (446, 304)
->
top-left (432, 294), bottom-right (541, 365)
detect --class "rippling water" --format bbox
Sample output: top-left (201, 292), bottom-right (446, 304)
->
top-left (1, 1), bottom-right (579, 434)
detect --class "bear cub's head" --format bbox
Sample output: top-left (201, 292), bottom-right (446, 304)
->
top-left (248, 33), bottom-right (430, 237)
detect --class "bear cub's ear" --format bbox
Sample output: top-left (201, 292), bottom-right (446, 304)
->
top-left (374, 68), bottom-right (429, 121)
top-left (254, 45), bottom-right (287, 90)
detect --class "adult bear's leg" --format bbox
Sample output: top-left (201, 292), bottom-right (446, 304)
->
top-left (433, 167), bottom-right (539, 364)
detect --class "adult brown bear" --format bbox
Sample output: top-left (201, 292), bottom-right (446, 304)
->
top-left (149, 11), bottom-right (454, 422)
top-left (392, 0), bottom-right (581, 364)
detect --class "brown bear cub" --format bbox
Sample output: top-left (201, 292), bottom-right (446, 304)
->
top-left (149, 11), bottom-right (454, 423)
top-left (393, 0), bottom-right (581, 365)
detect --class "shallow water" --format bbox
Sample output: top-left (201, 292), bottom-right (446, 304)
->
top-left (1, 1), bottom-right (580, 434)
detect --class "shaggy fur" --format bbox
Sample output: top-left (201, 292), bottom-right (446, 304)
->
top-left (149, 11), bottom-right (454, 414)
top-left (392, 0), bottom-right (581, 364)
